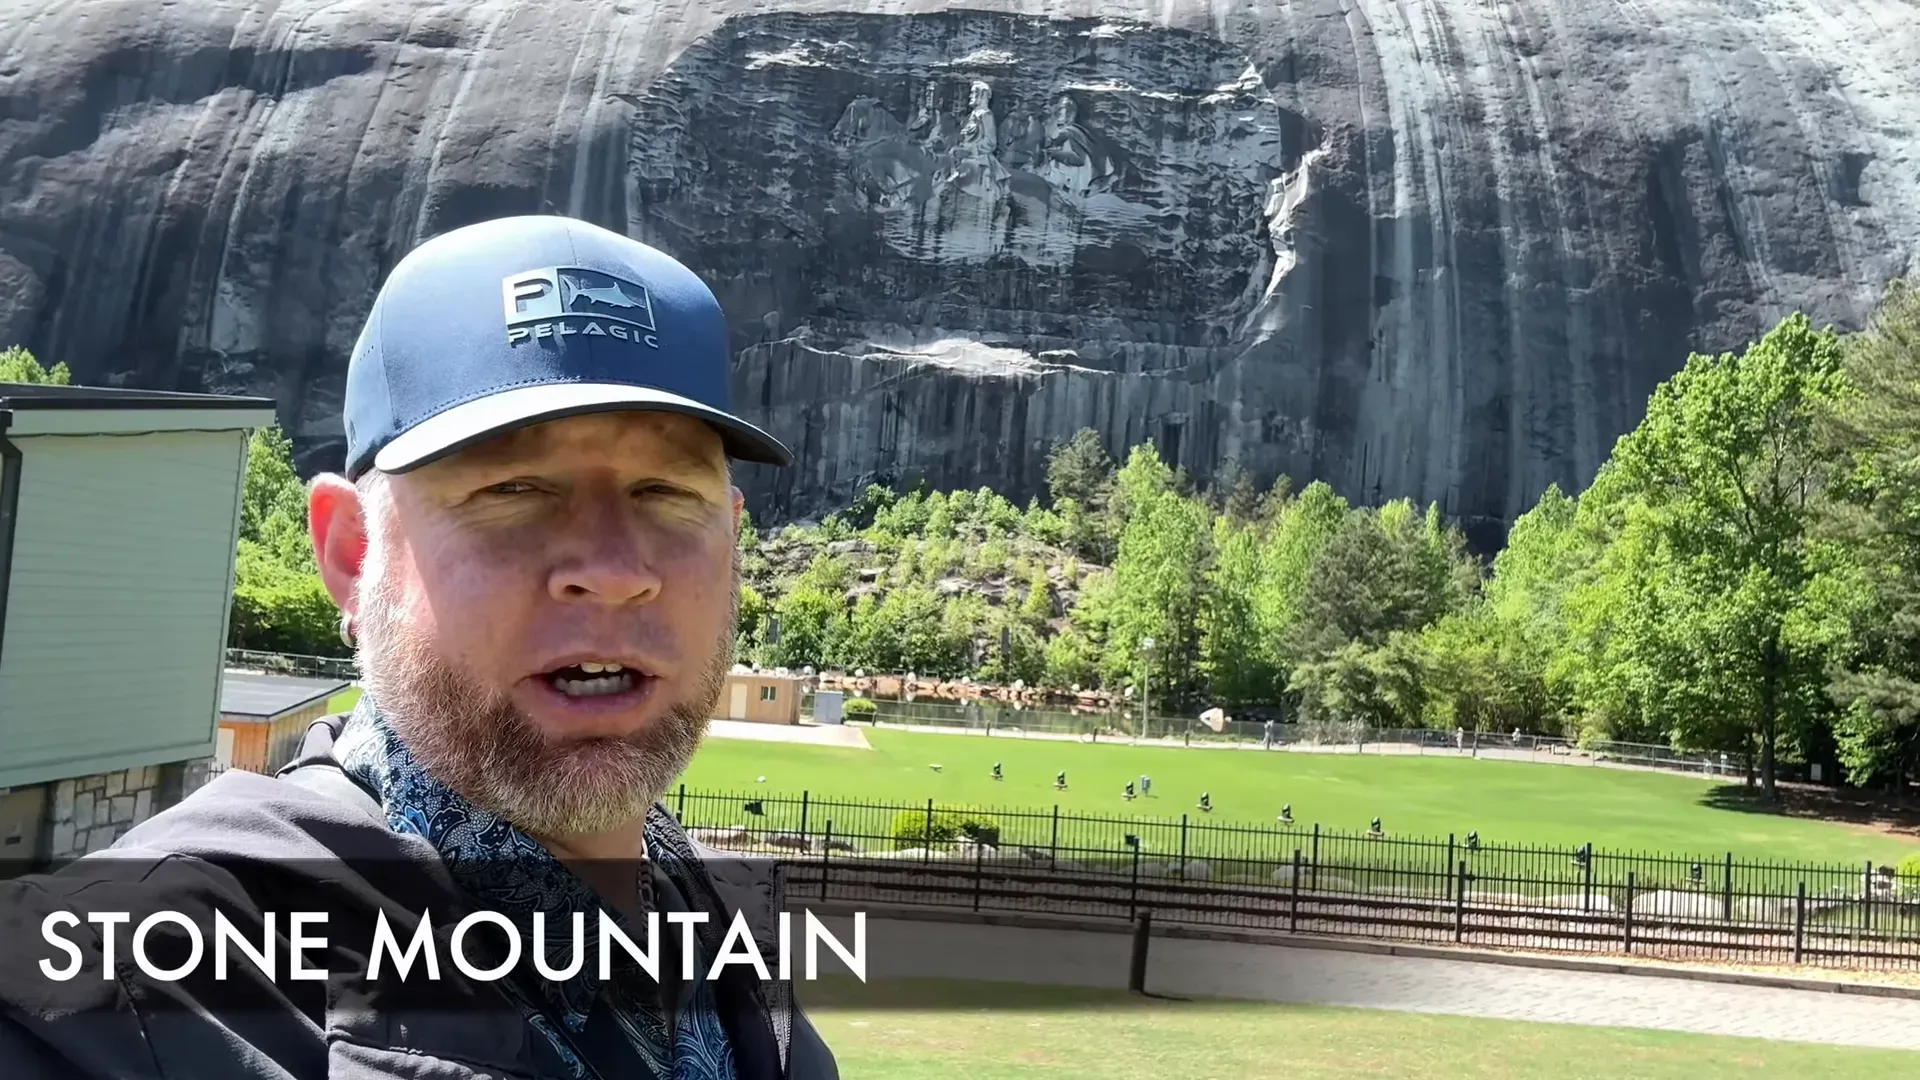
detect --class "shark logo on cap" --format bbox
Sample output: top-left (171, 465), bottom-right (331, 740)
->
top-left (502, 266), bottom-right (660, 348)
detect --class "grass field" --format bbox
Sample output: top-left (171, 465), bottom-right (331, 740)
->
top-left (798, 978), bottom-right (1914, 1079)
top-left (323, 684), bottom-right (1916, 865)
top-left (677, 727), bottom-right (1919, 866)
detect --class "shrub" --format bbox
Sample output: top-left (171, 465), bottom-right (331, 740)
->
top-left (1898, 852), bottom-right (1920, 894)
top-left (888, 806), bottom-right (1003, 850)
top-left (843, 697), bottom-right (878, 720)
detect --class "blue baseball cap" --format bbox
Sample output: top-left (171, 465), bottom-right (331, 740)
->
top-left (342, 215), bottom-right (791, 479)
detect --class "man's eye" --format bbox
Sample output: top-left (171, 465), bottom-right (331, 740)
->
top-left (637, 483), bottom-right (689, 499)
top-left (483, 480), bottom-right (536, 495)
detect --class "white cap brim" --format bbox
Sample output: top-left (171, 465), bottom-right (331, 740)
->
top-left (371, 381), bottom-right (792, 475)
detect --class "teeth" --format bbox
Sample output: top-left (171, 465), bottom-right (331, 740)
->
top-left (553, 671), bottom-right (636, 698)
top-left (577, 661), bottom-right (625, 674)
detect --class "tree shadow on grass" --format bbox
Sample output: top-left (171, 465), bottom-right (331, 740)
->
top-left (1698, 781), bottom-right (1920, 840)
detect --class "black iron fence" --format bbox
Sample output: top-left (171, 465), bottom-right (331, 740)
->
top-left (671, 786), bottom-right (1920, 972)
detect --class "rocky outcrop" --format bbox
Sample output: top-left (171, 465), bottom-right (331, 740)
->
top-left (0, 0), bottom-right (1914, 545)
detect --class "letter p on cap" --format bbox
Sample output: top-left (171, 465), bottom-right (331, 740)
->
top-left (504, 272), bottom-right (555, 318)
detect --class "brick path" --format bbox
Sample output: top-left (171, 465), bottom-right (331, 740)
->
top-left (832, 916), bottom-right (1920, 1052)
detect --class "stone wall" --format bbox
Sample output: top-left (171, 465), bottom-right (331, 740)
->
top-left (44, 761), bottom-right (206, 860)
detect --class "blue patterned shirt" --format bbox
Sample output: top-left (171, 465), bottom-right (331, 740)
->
top-left (333, 698), bottom-right (740, 1080)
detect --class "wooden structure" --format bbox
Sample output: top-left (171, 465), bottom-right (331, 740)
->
top-left (217, 670), bottom-right (353, 773)
top-left (716, 671), bottom-right (803, 724)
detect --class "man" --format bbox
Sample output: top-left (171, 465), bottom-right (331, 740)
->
top-left (0, 216), bottom-right (838, 1079)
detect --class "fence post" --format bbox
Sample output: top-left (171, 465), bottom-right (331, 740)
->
top-left (1864, 859), bottom-right (1875, 935)
top-left (1453, 860), bottom-right (1468, 943)
top-left (1290, 848), bottom-right (1302, 933)
top-left (1793, 881), bottom-right (1808, 964)
top-left (1624, 871), bottom-right (1636, 954)
top-left (1178, 815), bottom-right (1189, 879)
top-left (923, 798), bottom-right (935, 866)
top-left (1723, 852), bottom-right (1734, 922)
top-left (1050, 805), bottom-right (1060, 871)
top-left (1129, 842), bottom-right (1143, 921)
top-left (973, 837), bottom-right (987, 912)
top-left (1127, 910), bottom-right (1153, 994)
top-left (1445, 833), bottom-right (1456, 902)
top-left (1311, 823), bottom-right (1321, 890)
top-left (677, 783), bottom-right (687, 819)
top-left (1582, 846), bottom-right (1594, 913)
top-left (820, 819), bottom-right (833, 902)
top-left (799, 790), bottom-right (811, 847)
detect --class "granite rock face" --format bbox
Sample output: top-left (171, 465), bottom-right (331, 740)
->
top-left (0, 0), bottom-right (1914, 545)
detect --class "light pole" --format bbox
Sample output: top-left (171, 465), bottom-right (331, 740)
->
top-left (1139, 636), bottom-right (1157, 741)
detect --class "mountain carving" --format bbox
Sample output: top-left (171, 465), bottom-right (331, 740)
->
top-left (0, 1), bottom-right (1914, 544)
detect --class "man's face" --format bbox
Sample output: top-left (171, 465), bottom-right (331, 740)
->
top-left (320, 410), bottom-right (742, 840)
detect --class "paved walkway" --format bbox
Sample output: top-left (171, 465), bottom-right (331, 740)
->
top-left (821, 916), bottom-right (1920, 1052)
top-left (707, 719), bottom-right (872, 749)
top-left (866, 721), bottom-right (1732, 781)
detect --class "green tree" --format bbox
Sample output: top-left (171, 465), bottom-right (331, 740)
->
top-left (1045, 428), bottom-right (1115, 509)
top-left (1101, 445), bottom-right (1210, 706)
top-left (735, 583), bottom-right (770, 657)
top-left (765, 582), bottom-right (846, 670)
top-left (1197, 513), bottom-right (1273, 703)
top-left (1817, 280), bottom-right (1920, 788)
top-left (1259, 481), bottom-right (1348, 670)
top-left (1290, 631), bottom-right (1427, 727)
top-left (239, 427), bottom-right (309, 552)
top-left (837, 593), bottom-right (889, 673)
top-left (1577, 314), bottom-right (1850, 798)
top-left (1206, 457), bottom-right (1261, 522)
top-left (0, 345), bottom-right (70, 385)
top-left (1018, 563), bottom-right (1052, 626)
top-left (1043, 625), bottom-right (1100, 689)
top-left (227, 542), bottom-right (340, 656)
top-left (1287, 500), bottom-right (1467, 666)
top-left (227, 424), bottom-right (341, 655)
top-left (1419, 484), bottom-right (1585, 734)
top-left (1046, 428), bottom-right (1118, 562)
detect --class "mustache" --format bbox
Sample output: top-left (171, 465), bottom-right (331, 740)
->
top-left (348, 561), bottom-right (739, 836)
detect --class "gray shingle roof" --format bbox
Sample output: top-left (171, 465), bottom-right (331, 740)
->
top-left (0, 383), bottom-right (276, 411)
top-left (219, 670), bottom-right (353, 721)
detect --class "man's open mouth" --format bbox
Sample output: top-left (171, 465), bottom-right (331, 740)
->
top-left (544, 662), bottom-right (642, 698)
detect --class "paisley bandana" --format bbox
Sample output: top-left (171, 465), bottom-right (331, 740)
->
top-left (333, 698), bottom-right (741, 1080)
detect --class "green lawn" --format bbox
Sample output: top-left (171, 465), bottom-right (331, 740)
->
top-left (798, 978), bottom-right (1914, 1079)
top-left (678, 727), bottom-right (1918, 866)
top-left (324, 681), bottom-right (1914, 865)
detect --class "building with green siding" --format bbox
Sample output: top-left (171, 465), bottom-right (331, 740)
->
top-left (0, 384), bottom-right (277, 867)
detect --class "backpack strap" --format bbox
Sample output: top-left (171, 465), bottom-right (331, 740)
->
top-left (282, 761), bottom-right (385, 826)
top-left (275, 713), bottom-right (385, 827)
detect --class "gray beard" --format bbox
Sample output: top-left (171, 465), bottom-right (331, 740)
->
top-left (352, 560), bottom-right (737, 838)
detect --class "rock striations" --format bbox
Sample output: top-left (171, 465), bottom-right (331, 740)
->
top-left (0, 0), bottom-right (1914, 542)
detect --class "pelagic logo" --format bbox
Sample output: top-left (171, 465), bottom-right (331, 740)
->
top-left (502, 267), bottom-right (660, 348)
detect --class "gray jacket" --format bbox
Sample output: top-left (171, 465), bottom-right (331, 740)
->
top-left (0, 722), bottom-right (838, 1080)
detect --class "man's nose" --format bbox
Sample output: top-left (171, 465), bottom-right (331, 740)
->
top-left (546, 502), bottom-right (664, 605)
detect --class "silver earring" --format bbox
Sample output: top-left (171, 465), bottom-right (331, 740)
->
top-left (339, 612), bottom-right (355, 650)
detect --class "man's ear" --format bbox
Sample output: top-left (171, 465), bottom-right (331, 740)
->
top-left (730, 487), bottom-right (745, 538)
top-left (308, 474), bottom-right (369, 614)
